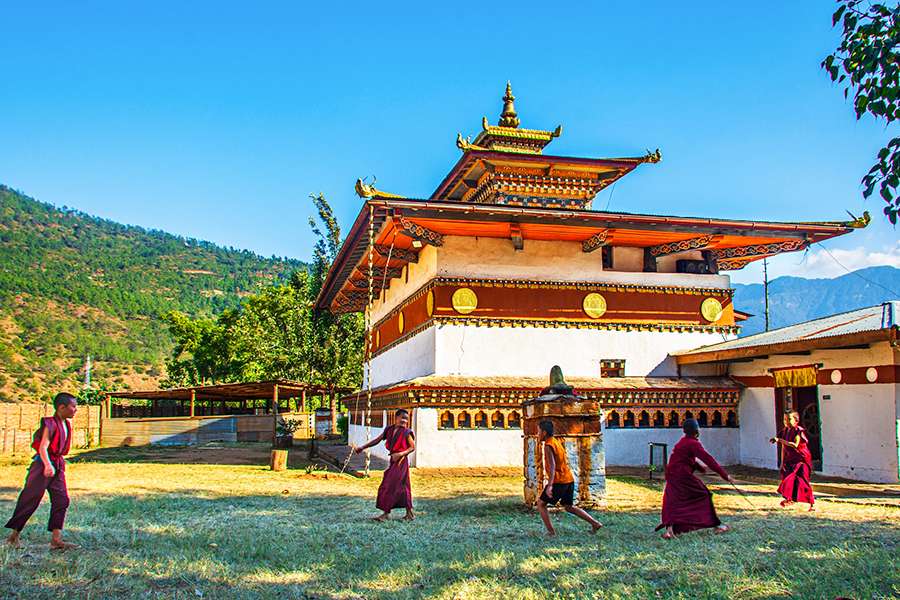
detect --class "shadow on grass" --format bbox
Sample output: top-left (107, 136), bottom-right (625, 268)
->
top-left (1, 480), bottom-right (897, 600)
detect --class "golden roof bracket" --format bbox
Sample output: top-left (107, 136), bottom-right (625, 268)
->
top-left (649, 234), bottom-right (718, 258)
top-left (582, 229), bottom-right (610, 253)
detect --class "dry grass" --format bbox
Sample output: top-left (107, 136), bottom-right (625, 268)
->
top-left (0, 445), bottom-right (897, 599)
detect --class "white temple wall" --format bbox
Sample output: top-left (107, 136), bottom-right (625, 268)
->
top-left (365, 326), bottom-right (436, 388)
top-left (413, 407), bottom-right (522, 468)
top-left (604, 427), bottom-right (739, 467)
top-left (738, 387), bottom-right (778, 470)
top-left (370, 245), bottom-right (438, 322)
top-left (435, 236), bottom-right (731, 289)
top-left (348, 415), bottom-right (391, 463)
top-left (434, 324), bottom-right (729, 378)
top-left (818, 383), bottom-right (898, 483)
top-left (728, 343), bottom-right (892, 377)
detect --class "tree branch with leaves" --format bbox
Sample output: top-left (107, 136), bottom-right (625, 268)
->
top-left (823, 1), bottom-right (900, 222)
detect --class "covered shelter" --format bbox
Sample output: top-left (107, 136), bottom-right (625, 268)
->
top-left (101, 380), bottom-right (353, 448)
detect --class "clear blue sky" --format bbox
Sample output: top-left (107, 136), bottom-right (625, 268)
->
top-left (2, 2), bottom-right (896, 284)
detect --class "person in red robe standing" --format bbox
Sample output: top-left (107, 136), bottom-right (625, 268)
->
top-left (5, 392), bottom-right (78, 550)
top-left (354, 408), bottom-right (416, 521)
top-left (770, 410), bottom-right (815, 511)
top-left (656, 418), bottom-right (734, 539)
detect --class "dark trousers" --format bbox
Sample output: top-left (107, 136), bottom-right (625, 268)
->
top-left (4, 458), bottom-right (69, 532)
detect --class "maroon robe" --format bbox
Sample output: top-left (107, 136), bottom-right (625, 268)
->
top-left (656, 435), bottom-right (729, 534)
top-left (375, 425), bottom-right (413, 512)
top-left (5, 416), bottom-right (72, 532)
top-left (777, 425), bottom-right (815, 505)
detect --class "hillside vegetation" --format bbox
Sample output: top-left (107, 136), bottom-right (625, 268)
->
top-left (0, 185), bottom-right (304, 401)
top-left (733, 265), bottom-right (900, 335)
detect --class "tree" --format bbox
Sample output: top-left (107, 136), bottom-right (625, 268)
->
top-left (823, 2), bottom-right (900, 222)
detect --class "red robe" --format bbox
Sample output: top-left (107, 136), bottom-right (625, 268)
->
top-left (375, 425), bottom-right (413, 511)
top-left (657, 435), bottom-right (729, 534)
top-left (777, 425), bottom-right (815, 505)
top-left (5, 416), bottom-right (72, 532)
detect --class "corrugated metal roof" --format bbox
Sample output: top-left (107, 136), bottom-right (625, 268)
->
top-left (677, 302), bottom-right (900, 356)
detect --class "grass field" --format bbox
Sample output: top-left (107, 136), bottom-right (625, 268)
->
top-left (0, 444), bottom-right (897, 599)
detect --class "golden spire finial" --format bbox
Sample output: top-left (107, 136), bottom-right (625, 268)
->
top-left (498, 81), bottom-right (520, 128)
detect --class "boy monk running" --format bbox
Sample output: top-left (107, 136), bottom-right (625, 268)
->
top-left (537, 419), bottom-right (602, 536)
top-left (6, 392), bottom-right (78, 550)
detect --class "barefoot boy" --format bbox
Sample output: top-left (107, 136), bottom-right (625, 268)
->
top-left (537, 419), bottom-right (602, 536)
top-left (5, 392), bottom-right (78, 550)
top-left (354, 408), bottom-right (416, 522)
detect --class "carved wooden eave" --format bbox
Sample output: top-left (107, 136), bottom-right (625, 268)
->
top-left (649, 235), bottom-right (719, 258)
top-left (581, 229), bottom-right (610, 253)
top-left (398, 216), bottom-right (443, 247)
top-left (712, 239), bottom-right (809, 270)
top-left (373, 245), bottom-right (419, 264)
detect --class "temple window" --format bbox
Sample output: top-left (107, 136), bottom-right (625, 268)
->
top-left (507, 411), bottom-right (521, 429)
top-left (698, 411), bottom-right (708, 427)
top-left (638, 411), bottom-right (650, 427)
top-left (726, 410), bottom-right (737, 427)
top-left (602, 246), bottom-right (613, 269)
top-left (624, 411), bottom-right (635, 428)
top-left (606, 411), bottom-right (620, 428)
top-left (600, 359), bottom-right (625, 378)
top-left (653, 411), bottom-right (665, 428)
top-left (490, 411), bottom-right (505, 428)
top-left (474, 410), bottom-right (488, 429)
top-left (457, 411), bottom-right (472, 429)
top-left (712, 411), bottom-right (723, 427)
top-left (668, 411), bottom-right (680, 428)
top-left (439, 411), bottom-right (454, 429)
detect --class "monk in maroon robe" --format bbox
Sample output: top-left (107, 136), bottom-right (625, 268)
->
top-left (770, 411), bottom-right (815, 510)
top-left (354, 408), bottom-right (416, 521)
top-left (656, 418), bottom-right (733, 539)
top-left (5, 392), bottom-right (78, 550)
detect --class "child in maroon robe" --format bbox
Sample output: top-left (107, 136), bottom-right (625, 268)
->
top-left (770, 411), bottom-right (815, 511)
top-left (656, 418), bottom-right (733, 539)
top-left (5, 392), bottom-right (78, 550)
top-left (354, 408), bottom-right (416, 521)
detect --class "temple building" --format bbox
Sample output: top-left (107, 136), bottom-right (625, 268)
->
top-left (315, 83), bottom-right (864, 471)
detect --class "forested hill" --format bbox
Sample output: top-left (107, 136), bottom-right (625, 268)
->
top-left (0, 185), bottom-right (305, 401)
top-left (733, 266), bottom-right (900, 336)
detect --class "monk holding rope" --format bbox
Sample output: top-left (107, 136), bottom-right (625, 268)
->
top-left (354, 408), bottom-right (416, 521)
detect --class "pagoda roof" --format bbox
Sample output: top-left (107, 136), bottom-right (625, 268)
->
top-left (314, 197), bottom-right (859, 313)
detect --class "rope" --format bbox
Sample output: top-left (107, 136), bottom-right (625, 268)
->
top-left (364, 203), bottom-right (375, 477)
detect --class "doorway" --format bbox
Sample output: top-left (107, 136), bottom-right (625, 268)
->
top-left (775, 386), bottom-right (823, 471)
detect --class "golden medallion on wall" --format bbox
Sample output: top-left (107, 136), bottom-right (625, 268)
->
top-left (701, 297), bottom-right (724, 322)
top-left (398, 311), bottom-right (405, 334)
top-left (426, 290), bottom-right (434, 317)
top-left (582, 293), bottom-right (607, 319)
top-left (451, 287), bottom-right (478, 314)
top-left (375, 330), bottom-right (381, 349)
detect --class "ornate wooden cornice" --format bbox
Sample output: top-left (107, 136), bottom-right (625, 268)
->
top-left (582, 230), bottom-right (610, 253)
top-left (712, 239), bottom-right (808, 270)
top-left (398, 217), bottom-right (443, 247)
top-left (649, 235), bottom-right (716, 258)
top-left (373, 245), bottom-right (419, 264)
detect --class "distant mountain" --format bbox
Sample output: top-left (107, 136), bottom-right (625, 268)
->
top-left (733, 266), bottom-right (900, 336)
top-left (0, 185), bottom-right (305, 401)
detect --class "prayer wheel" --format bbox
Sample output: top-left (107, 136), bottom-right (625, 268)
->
top-left (522, 366), bottom-right (606, 508)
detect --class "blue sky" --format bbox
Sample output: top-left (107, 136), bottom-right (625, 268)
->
top-left (1, 2), bottom-right (896, 284)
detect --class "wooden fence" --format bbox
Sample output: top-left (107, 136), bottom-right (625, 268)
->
top-left (0, 403), bottom-right (101, 456)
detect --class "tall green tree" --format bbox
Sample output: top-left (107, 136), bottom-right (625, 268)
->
top-left (823, 1), bottom-right (900, 222)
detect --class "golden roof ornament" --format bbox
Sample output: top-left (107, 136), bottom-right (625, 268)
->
top-left (640, 148), bottom-right (662, 164)
top-left (498, 81), bottom-right (520, 128)
top-left (456, 133), bottom-right (488, 153)
top-left (845, 210), bottom-right (871, 229)
top-left (354, 178), bottom-right (404, 199)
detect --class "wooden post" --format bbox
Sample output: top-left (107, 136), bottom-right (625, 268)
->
top-left (329, 387), bottom-right (337, 435)
top-left (270, 448), bottom-right (288, 471)
top-left (190, 389), bottom-right (196, 418)
top-left (300, 389), bottom-right (307, 412)
top-left (272, 384), bottom-right (280, 445)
